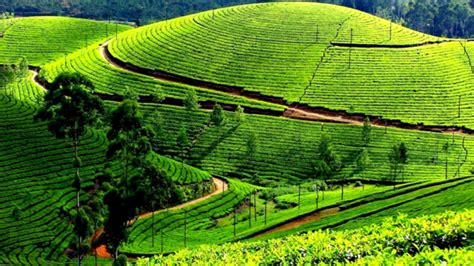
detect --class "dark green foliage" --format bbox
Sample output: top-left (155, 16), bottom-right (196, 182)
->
top-left (389, 142), bottom-right (409, 183)
top-left (0, 58), bottom-right (29, 89)
top-left (113, 254), bottom-right (127, 266)
top-left (176, 126), bottom-right (190, 160)
top-left (246, 131), bottom-right (257, 159)
top-left (210, 103), bottom-right (225, 126)
top-left (362, 117), bottom-right (371, 146)
top-left (235, 105), bottom-right (245, 124)
top-left (313, 134), bottom-right (341, 180)
top-left (35, 72), bottom-right (103, 140)
top-left (106, 99), bottom-right (154, 180)
top-left (184, 88), bottom-right (199, 112)
top-left (33, 72), bottom-right (104, 265)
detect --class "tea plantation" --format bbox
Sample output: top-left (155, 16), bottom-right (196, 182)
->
top-left (0, 1), bottom-right (473, 265)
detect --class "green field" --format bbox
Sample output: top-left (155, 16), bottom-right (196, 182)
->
top-left (0, 78), bottom-right (216, 264)
top-left (1, 1), bottom-right (473, 264)
top-left (135, 210), bottom-right (474, 265)
top-left (0, 17), bottom-right (131, 66)
top-left (105, 2), bottom-right (474, 129)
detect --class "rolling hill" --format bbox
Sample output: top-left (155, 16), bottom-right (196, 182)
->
top-left (0, 2), bottom-right (473, 264)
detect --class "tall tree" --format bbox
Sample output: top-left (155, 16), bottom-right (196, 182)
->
top-left (362, 116), bottom-right (371, 146)
top-left (443, 141), bottom-right (450, 179)
top-left (106, 99), bottom-right (150, 183)
top-left (234, 105), bottom-right (245, 124)
top-left (104, 98), bottom-right (155, 259)
top-left (34, 72), bottom-right (104, 265)
top-left (176, 125), bottom-right (191, 161)
top-left (355, 148), bottom-right (371, 189)
top-left (246, 131), bottom-right (257, 159)
top-left (389, 142), bottom-right (409, 188)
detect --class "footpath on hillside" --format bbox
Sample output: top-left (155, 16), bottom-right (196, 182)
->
top-left (91, 177), bottom-right (228, 258)
top-left (97, 42), bottom-right (474, 136)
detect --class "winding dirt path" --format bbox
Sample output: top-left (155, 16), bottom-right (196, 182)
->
top-left (92, 177), bottom-right (228, 258)
top-left (98, 42), bottom-right (474, 136)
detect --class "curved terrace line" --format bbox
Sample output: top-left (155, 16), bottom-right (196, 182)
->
top-left (99, 42), bottom-right (474, 136)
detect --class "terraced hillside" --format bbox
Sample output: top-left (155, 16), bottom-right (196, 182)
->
top-left (0, 17), bottom-right (131, 66)
top-left (106, 2), bottom-right (474, 129)
top-left (138, 103), bottom-right (474, 183)
top-left (0, 77), bottom-right (215, 264)
top-left (1, 2), bottom-right (474, 263)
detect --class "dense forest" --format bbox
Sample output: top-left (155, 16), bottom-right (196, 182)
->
top-left (2, 0), bottom-right (474, 38)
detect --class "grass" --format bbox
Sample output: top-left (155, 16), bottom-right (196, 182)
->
top-left (0, 77), bottom-right (217, 264)
top-left (137, 102), bottom-right (474, 184)
top-left (41, 44), bottom-right (285, 111)
top-left (0, 17), bottom-right (132, 66)
top-left (134, 210), bottom-right (474, 265)
top-left (255, 177), bottom-right (474, 241)
top-left (336, 179), bottom-right (474, 230)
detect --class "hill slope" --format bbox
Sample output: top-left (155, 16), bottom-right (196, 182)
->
top-left (106, 2), bottom-right (474, 129)
top-left (0, 16), bottom-right (132, 66)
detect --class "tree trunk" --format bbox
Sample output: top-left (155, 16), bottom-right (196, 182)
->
top-left (152, 201), bottom-right (155, 247)
top-left (341, 178), bottom-right (344, 200)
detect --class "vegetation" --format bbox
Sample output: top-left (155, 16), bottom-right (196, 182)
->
top-left (105, 2), bottom-right (474, 129)
top-left (0, 16), bottom-right (131, 65)
top-left (1, 2), bottom-right (474, 264)
top-left (135, 210), bottom-right (474, 265)
top-left (34, 72), bottom-right (104, 264)
top-left (6, 1), bottom-right (474, 39)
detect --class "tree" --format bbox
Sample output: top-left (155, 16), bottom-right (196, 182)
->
top-left (124, 86), bottom-right (139, 101)
top-left (104, 98), bottom-right (156, 260)
top-left (106, 99), bottom-right (152, 183)
top-left (0, 64), bottom-right (16, 89)
top-left (136, 158), bottom-right (179, 247)
top-left (316, 134), bottom-right (341, 176)
top-left (147, 110), bottom-right (166, 153)
top-left (152, 86), bottom-right (165, 103)
top-left (246, 131), bottom-right (257, 159)
top-left (355, 148), bottom-right (371, 189)
top-left (184, 88), bottom-right (199, 111)
top-left (443, 142), bottom-right (450, 179)
top-left (389, 142), bottom-right (409, 188)
top-left (362, 116), bottom-right (371, 146)
top-left (34, 72), bottom-right (104, 265)
top-left (398, 142), bottom-right (408, 182)
top-left (17, 57), bottom-right (29, 79)
top-left (210, 103), bottom-right (226, 126)
top-left (176, 126), bottom-right (190, 160)
top-left (235, 105), bottom-right (245, 124)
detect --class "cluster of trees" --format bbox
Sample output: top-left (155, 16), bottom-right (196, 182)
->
top-left (312, 117), bottom-right (409, 199)
top-left (0, 57), bottom-right (28, 89)
top-left (33, 72), bottom-right (182, 264)
top-left (33, 72), bottom-right (248, 264)
top-left (3, 0), bottom-right (474, 37)
top-left (335, 0), bottom-right (474, 38)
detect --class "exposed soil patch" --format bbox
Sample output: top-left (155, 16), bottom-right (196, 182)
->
top-left (252, 207), bottom-right (340, 238)
top-left (331, 39), bottom-right (456, 49)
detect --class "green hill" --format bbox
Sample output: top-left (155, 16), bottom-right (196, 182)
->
top-left (0, 16), bottom-right (131, 66)
top-left (1, 3), bottom-right (474, 264)
top-left (105, 2), bottom-right (474, 129)
top-left (0, 76), bottom-right (214, 264)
